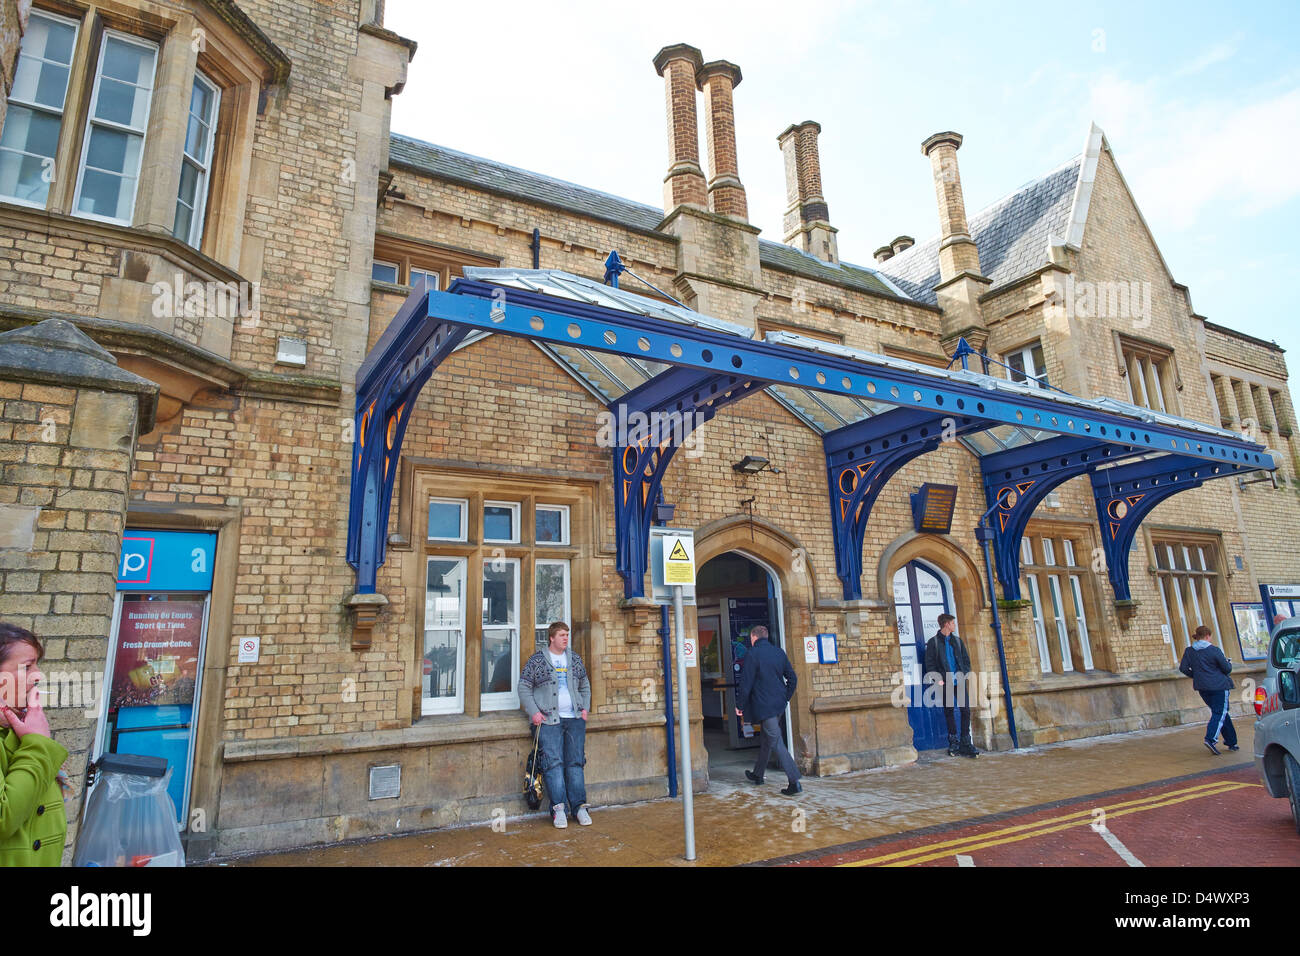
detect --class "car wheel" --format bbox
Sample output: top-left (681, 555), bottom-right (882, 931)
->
top-left (1285, 751), bottom-right (1300, 837)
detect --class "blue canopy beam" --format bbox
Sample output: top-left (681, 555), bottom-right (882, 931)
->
top-left (345, 273), bottom-right (1275, 599)
top-left (826, 410), bottom-right (987, 599)
top-left (614, 368), bottom-right (765, 597)
top-left (1090, 455), bottom-right (1255, 601)
top-left (980, 440), bottom-right (1136, 600)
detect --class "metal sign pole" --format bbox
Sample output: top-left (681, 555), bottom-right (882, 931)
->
top-left (673, 582), bottom-right (696, 861)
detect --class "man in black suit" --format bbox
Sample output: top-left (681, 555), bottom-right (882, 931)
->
top-left (924, 613), bottom-right (979, 758)
top-left (735, 625), bottom-right (801, 795)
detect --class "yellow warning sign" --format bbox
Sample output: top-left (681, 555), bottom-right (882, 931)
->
top-left (662, 532), bottom-right (695, 585)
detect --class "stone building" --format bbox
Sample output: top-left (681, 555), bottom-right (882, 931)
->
top-left (0, 2), bottom-right (1296, 859)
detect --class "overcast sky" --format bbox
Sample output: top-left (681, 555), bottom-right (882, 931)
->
top-left (384, 0), bottom-right (1300, 413)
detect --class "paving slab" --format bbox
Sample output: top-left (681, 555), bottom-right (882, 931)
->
top-left (224, 720), bottom-right (1272, 867)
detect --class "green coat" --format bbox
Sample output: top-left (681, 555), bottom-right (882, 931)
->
top-left (0, 727), bottom-right (68, 866)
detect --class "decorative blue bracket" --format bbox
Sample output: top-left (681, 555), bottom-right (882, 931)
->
top-left (347, 285), bottom-right (470, 593)
top-left (1090, 455), bottom-right (1254, 601)
top-left (826, 408), bottom-right (986, 599)
top-left (980, 437), bottom-right (1136, 600)
top-left (346, 269), bottom-right (1276, 599)
top-left (615, 367), bottom-right (764, 597)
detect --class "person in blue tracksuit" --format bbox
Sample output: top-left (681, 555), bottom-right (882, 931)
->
top-left (1178, 625), bottom-right (1238, 756)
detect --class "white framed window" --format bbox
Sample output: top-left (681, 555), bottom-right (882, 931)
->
top-left (427, 497), bottom-right (467, 542)
top-left (423, 557), bottom-right (466, 715)
top-left (0, 10), bottom-right (79, 208)
top-left (481, 557), bottom-right (520, 710)
top-left (172, 71), bottom-right (220, 247)
top-left (534, 558), bottom-right (571, 651)
top-left (1042, 537), bottom-right (1056, 566)
top-left (1046, 574), bottom-right (1074, 672)
top-left (535, 504), bottom-right (570, 545)
top-left (1155, 539), bottom-right (1222, 654)
top-left (483, 500), bottom-right (519, 544)
top-left (1023, 574), bottom-right (1052, 674)
top-left (1123, 344), bottom-right (1173, 413)
top-left (409, 267), bottom-right (440, 290)
top-left (1067, 574), bottom-right (1095, 670)
top-left (73, 31), bottom-right (158, 224)
top-left (1019, 537), bottom-right (1034, 567)
top-left (1003, 342), bottom-right (1047, 389)
top-left (372, 259), bottom-right (399, 283)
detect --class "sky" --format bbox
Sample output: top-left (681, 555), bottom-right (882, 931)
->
top-left (384, 0), bottom-right (1300, 412)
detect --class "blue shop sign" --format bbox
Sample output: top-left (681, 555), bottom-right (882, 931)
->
top-left (117, 530), bottom-right (217, 592)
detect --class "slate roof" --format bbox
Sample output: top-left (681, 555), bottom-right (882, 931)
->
top-left (876, 157), bottom-right (1083, 305)
top-left (389, 133), bottom-right (664, 232)
top-left (757, 240), bottom-right (900, 299)
top-left (389, 132), bottom-right (899, 299)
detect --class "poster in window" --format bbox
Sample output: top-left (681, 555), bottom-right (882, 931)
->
top-left (1231, 603), bottom-right (1269, 661)
top-left (110, 600), bottom-right (204, 709)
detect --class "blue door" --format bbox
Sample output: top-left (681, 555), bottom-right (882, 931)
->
top-left (893, 561), bottom-right (951, 751)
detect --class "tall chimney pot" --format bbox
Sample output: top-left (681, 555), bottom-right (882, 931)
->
top-left (696, 60), bottom-right (748, 220)
top-left (778, 120), bottom-right (838, 263)
top-left (653, 43), bottom-right (708, 212)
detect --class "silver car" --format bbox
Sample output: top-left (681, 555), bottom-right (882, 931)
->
top-left (1254, 659), bottom-right (1300, 835)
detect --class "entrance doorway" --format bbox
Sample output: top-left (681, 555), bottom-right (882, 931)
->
top-left (695, 551), bottom-right (792, 775)
top-left (893, 560), bottom-right (952, 751)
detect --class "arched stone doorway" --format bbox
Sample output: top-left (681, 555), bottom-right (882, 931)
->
top-left (879, 531), bottom-right (991, 749)
top-left (692, 516), bottom-right (817, 776)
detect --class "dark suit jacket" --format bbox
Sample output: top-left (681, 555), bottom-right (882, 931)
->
top-left (736, 639), bottom-right (797, 723)
top-left (923, 630), bottom-right (972, 681)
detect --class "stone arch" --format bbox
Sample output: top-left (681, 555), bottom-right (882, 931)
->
top-left (877, 530), bottom-right (990, 676)
top-left (692, 513), bottom-right (819, 770)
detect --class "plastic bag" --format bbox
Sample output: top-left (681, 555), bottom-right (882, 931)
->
top-left (73, 763), bottom-right (185, 867)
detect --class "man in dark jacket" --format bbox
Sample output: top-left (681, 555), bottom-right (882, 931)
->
top-left (735, 626), bottom-right (801, 795)
top-left (924, 614), bottom-right (978, 758)
top-left (1178, 625), bottom-right (1238, 755)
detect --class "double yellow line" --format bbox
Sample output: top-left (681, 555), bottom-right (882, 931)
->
top-left (840, 779), bottom-right (1259, 867)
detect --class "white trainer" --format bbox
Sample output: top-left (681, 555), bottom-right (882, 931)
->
top-left (575, 805), bottom-right (592, 826)
top-left (552, 804), bottom-right (567, 829)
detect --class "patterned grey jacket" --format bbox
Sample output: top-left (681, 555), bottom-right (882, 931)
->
top-left (519, 648), bottom-right (591, 725)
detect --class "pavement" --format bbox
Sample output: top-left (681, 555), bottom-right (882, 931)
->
top-left (227, 719), bottom-right (1299, 867)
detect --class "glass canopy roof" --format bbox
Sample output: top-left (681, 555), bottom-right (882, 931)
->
top-left (460, 267), bottom-right (1244, 455)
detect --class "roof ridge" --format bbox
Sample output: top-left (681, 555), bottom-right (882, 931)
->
top-left (389, 131), bottom-right (663, 216)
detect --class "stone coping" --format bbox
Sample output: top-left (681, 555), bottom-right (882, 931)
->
top-left (223, 709), bottom-right (668, 763)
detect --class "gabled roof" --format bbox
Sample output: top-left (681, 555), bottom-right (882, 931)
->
top-left (876, 156), bottom-right (1083, 305)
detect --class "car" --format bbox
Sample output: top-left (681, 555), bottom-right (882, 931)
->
top-left (1253, 661), bottom-right (1300, 835)
top-left (1255, 616), bottom-right (1300, 716)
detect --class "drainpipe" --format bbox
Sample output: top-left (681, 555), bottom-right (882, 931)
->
top-left (531, 228), bottom-right (541, 269)
top-left (975, 496), bottom-right (1020, 749)
top-left (655, 498), bottom-right (679, 798)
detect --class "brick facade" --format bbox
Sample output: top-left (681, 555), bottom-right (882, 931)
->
top-left (0, 6), bottom-right (1295, 859)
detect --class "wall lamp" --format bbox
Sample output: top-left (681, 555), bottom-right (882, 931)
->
top-left (732, 455), bottom-right (780, 476)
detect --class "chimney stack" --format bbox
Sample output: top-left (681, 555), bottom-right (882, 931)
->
top-left (920, 131), bottom-right (991, 354)
top-left (890, 235), bottom-right (914, 256)
top-left (653, 44), bottom-right (708, 212)
top-left (696, 60), bottom-right (748, 220)
top-left (920, 131), bottom-right (981, 280)
top-left (778, 121), bottom-right (838, 264)
top-left (873, 245), bottom-right (894, 264)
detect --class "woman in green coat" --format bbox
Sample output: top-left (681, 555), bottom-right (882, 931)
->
top-left (0, 623), bottom-right (69, 866)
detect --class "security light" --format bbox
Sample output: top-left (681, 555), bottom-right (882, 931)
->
top-left (732, 455), bottom-right (771, 475)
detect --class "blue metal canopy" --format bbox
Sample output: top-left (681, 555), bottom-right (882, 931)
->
top-left (347, 265), bottom-right (1276, 605)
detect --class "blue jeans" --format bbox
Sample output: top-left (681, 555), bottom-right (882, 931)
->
top-left (1200, 689), bottom-right (1238, 748)
top-left (538, 717), bottom-right (587, 815)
